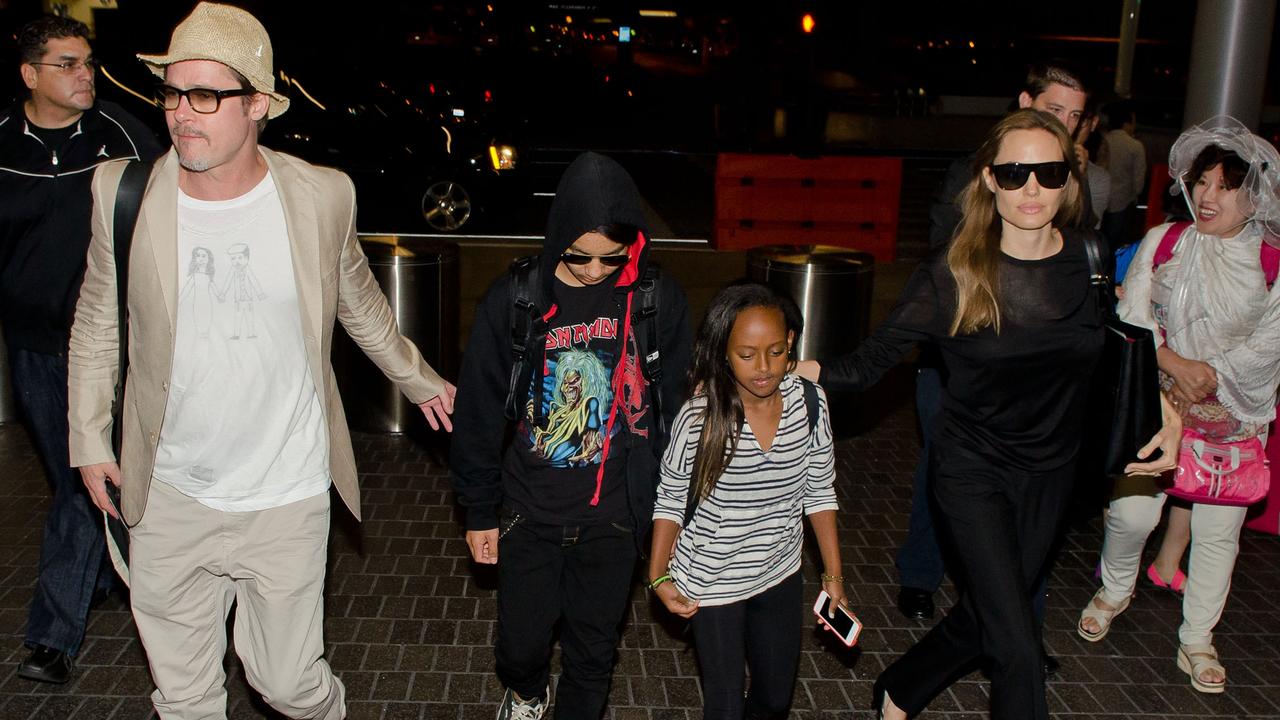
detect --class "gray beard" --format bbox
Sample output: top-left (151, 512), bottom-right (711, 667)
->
top-left (178, 154), bottom-right (210, 172)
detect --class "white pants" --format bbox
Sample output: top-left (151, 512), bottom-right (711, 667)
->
top-left (130, 480), bottom-right (345, 720)
top-left (1099, 478), bottom-right (1248, 646)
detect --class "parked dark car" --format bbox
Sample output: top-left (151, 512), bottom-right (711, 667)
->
top-left (262, 71), bottom-right (525, 234)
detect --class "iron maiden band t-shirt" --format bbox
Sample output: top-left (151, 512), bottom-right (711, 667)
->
top-left (502, 275), bottom-right (653, 526)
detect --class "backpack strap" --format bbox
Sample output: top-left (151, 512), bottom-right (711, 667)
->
top-left (504, 256), bottom-right (549, 425)
top-left (110, 159), bottom-right (154, 455)
top-left (800, 376), bottom-right (819, 438)
top-left (634, 265), bottom-right (665, 436)
top-left (1261, 242), bottom-right (1279, 289)
top-left (1152, 221), bottom-right (1192, 271)
top-left (1153, 221), bottom-right (1277, 289)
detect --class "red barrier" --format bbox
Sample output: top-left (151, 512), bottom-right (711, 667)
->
top-left (714, 154), bottom-right (902, 261)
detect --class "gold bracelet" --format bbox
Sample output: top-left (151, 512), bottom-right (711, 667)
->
top-left (820, 573), bottom-right (844, 584)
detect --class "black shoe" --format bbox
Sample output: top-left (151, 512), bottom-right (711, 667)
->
top-left (896, 586), bottom-right (935, 620)
top-left (17, 645), bottom-right (72, 684)
top-left (1042, 649), bottom-right (1061, 679)
top-left (871, 678), bottom-right (887, 719)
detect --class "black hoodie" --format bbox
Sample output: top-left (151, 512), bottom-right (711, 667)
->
top-left (449, 152), bottom-right (692, 532)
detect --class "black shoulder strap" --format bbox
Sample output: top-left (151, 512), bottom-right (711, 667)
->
top-left (634, 264), bottom-right (665, 435)
top-left (110, 159), bottom-right (154, 454)
top-left (505, 256), bottom-right (548, 424)
top-left (800, 376), bottom-right (819, 438)
top-left (1081, 231), bottom-right (1114, 316)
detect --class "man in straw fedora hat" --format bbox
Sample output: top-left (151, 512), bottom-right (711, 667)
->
top-left (66, 3), bottom-right (456, 717)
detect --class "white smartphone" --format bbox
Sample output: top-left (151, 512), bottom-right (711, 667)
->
top-left (813, 590), bottom-right (862, 647)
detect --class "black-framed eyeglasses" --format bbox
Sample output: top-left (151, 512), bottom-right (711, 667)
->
top-left (560, 252), bottom-right (629, 267)
top-left (988, 161), bottom-right (1070, 191)
top-left (29, 58), bottom-right (96, 73)
top-left (156, 85), bottom-right (256, 114)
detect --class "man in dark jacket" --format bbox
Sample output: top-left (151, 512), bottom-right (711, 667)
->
top-left (450, 152), bottom-right (692, 720)
top-left (0, 15), bottom-right (162, 684)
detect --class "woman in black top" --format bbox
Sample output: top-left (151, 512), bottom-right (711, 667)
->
top-left (797, 109), bottom-right (1180, 719)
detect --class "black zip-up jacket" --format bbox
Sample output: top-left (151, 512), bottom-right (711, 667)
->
top-left (449, 152), bottom-right (692, 534)
top-left (0, 100), bottom-right (163, 355)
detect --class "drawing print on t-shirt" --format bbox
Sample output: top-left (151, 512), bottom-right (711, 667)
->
top-left (178, 246), bottom-right (218, 338)
top-left (219, 243), bottom-right (268, 339)
top-left (529, 349), bottom-right (611, 466)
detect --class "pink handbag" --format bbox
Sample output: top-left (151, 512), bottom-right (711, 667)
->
top-left (1165, 430), bottom-right (1271, 506)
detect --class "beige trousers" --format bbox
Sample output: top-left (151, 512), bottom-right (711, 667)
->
top-left (1099, 477), bottom-right (1248, 646)
top-left (129, 480), bottom-right (345, 719)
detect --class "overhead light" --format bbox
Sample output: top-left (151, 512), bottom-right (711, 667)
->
top-left (638, 9), bottom-right (677, 18)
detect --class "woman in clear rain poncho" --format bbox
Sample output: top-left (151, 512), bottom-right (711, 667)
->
top-left (1079, 116), bottom-right (1280, 694)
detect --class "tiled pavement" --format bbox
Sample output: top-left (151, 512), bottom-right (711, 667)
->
top-left (2, 374), bottom-right (1279, 720)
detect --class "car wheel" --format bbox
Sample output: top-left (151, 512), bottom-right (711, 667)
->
top-left (421, 180), bottom-right (472, 232)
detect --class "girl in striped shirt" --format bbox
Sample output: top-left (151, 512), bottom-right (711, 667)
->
top-left (648, 283), bottom-right (846, 719)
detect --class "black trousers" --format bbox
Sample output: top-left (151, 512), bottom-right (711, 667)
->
top-left (495, 516), bottom-right (637, 720)
top-left (879, 447), bottom-right (1076, 720)
top-left (690, 572), bottom-right (802, 720)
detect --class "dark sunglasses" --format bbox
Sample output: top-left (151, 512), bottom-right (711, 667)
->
top-left (988, 161), bottom-right (1070, 190)
top-left (560, 252), bottom-right (629, 267)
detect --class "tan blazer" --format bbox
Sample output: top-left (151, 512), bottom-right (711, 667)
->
top-left (68, 147), bottom-right (446, 526)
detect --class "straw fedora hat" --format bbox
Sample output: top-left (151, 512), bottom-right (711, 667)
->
top-left (138, 2), bottom-right (289, 119)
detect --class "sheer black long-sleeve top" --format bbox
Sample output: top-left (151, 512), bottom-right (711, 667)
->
top-left (819, 229), bottom-right (1105, 472)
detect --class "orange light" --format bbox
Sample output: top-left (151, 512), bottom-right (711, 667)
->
top-left (801, 13), bottom-right (815, 33)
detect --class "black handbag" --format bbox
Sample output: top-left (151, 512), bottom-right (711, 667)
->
top-left (1082, 233), bottom-right (1164, 476)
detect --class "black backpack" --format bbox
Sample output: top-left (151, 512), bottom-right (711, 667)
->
top-left (503, 256), bottom-right (668, 441)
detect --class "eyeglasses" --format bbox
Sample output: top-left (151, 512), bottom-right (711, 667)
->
top-left (29, 58), bottom-right (96, 73)
top-left (989, 161), bottom-right (1071, 191)
top-left (560, 252), bottom-right (629, 267)
top-left (156, 85), bottom-right (256, 114)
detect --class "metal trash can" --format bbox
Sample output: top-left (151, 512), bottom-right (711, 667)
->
top-left (334, 236), bottom-right (459, 433)
top-left (746, 245), bottom-right (875, 361)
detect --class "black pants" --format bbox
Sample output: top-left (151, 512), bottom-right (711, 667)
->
top-left (496, 516), bottom-right (637, 720)
top-left (689, 572), bottom-right (802, 720)
top-left (879, 448), bottom-right (1076, 720)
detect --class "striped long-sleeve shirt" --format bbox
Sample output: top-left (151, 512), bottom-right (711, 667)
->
top-left (652, 374), bottom-right (838, 606)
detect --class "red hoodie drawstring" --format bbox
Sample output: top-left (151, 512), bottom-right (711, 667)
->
top-left (591, 290), bottom-right (633, 505)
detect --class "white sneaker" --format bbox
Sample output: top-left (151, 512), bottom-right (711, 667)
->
top-left (496, 687), bottom-right (548, 720)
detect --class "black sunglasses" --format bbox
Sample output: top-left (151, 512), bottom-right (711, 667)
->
top-left (988, 161), bottom-right (1071, 190)
top-left (560, 252), bottom-right (629, 267)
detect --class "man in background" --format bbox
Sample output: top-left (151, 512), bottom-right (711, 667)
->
top-left (0, 14), bottom-right (162, 685)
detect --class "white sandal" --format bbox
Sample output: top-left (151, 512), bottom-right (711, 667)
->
top-left (1177, 643), bottom-right (1226, 694)
top-left (1077, 588), bottom-right (1131, 642)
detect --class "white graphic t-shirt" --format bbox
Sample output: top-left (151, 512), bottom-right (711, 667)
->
top-left (152, 172), bottom-right (329, 511)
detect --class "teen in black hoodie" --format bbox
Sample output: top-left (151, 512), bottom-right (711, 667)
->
top-left (450, 152), bottom-right (691, 719)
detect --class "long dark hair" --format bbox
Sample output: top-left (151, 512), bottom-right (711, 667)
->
top-left (686, 282), bottom-right (804, 501)
top-left (948, 109), bottom-right (1083, 335)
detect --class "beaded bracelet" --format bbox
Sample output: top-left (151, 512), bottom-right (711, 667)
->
top-left (648, 574), bottom-right (673, 591)
top-left (820, 573), bottom-right (845, 584)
